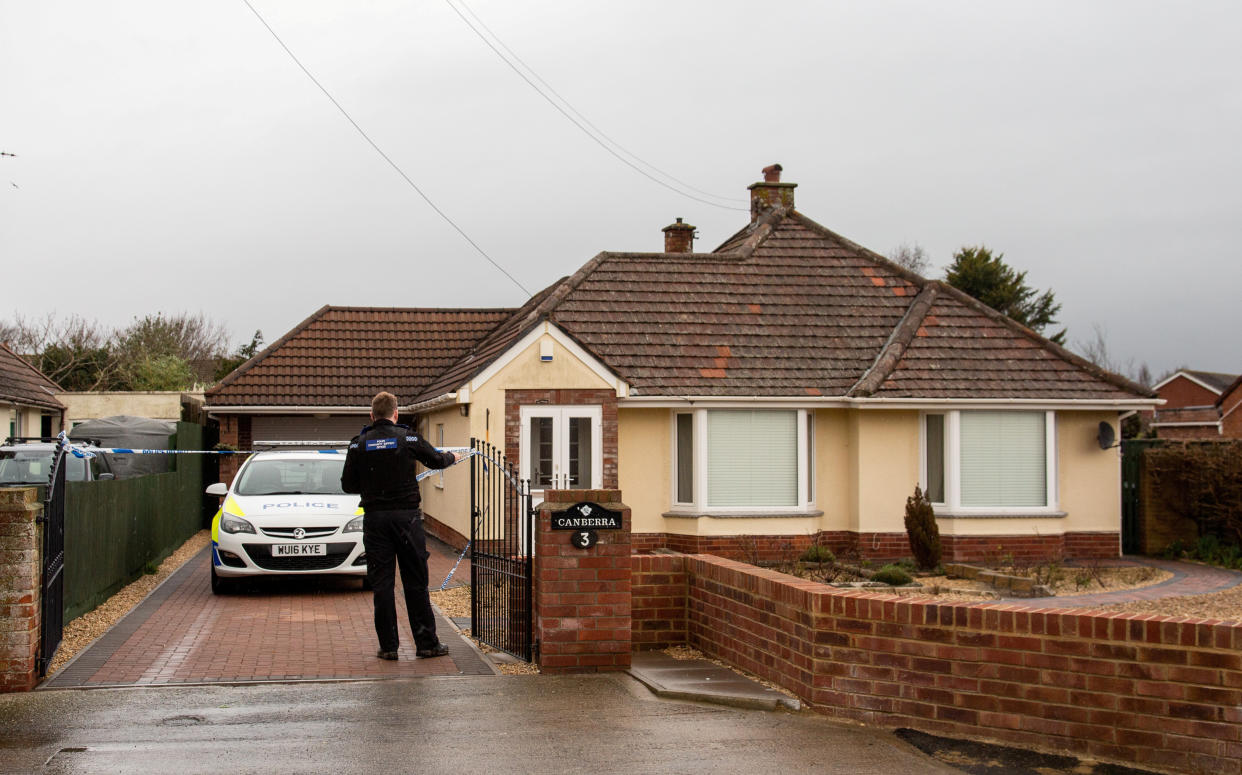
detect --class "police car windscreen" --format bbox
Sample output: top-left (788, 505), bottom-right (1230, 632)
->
top-left (236, 458), bottom-right (347, 496)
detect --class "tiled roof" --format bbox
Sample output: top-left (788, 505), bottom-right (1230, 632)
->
top-left (229, 198), bottom-right (1153, 409)
top-left (1186, 370), bottom-right (1239, 393)
top-left (417, 208), bottom-right (1148, 402)
top-left (207, 306), bottom-right (514, 407)
top-left (0, 342), bottom-right (65, 411)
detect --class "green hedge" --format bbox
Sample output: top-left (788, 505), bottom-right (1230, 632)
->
top-left (63, 422), bottom-right (207, 620)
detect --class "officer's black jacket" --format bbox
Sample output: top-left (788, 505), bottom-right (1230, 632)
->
top-left (341, 419), bottom-right (457, 512)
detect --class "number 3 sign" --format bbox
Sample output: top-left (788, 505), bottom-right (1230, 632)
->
top-left (572, 529), bottom-right (598, 549)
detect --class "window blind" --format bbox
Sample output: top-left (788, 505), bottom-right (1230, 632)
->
top-left (706, 410), bottom-right (798, 507)
top-left (959, 411), bottom-right (1046, 507)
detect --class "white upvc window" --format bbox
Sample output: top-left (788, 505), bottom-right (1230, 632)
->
top-left (921, 410), bottom-right (1058, 514)
top-left (672, 409), bottom-right (815, 512)
top-left (435, 423), bottom-right (446, 488)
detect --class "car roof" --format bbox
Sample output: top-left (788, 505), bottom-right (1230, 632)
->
top-left (246, 450), bottom-right (348, 462)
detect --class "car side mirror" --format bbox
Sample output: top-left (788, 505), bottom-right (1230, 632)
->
top-left (97, 473), bottom-right (115, 481)
top-left (205, 482), bottom-right (228, 496)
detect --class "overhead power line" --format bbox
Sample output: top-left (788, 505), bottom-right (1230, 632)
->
top-left (445, 0), bottom-right (748, 212)
top-left (240, 0), bottom-right (531, 296)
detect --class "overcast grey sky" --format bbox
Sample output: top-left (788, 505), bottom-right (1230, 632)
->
top-left (3, 1), bottom-right (1239, 380)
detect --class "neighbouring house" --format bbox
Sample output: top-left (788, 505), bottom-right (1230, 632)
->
top-left (206, 307), bottom-right (516, 484)
top-left (1149, 369), bottom-right (1240, 439)
top-left (0, 342), bottom-right (65, 440)
top-left (1217, 374), bottom-right (1242, 438)
top-left (207, 166), bottom-right (1157, 562)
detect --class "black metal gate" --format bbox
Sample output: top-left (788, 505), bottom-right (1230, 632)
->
top-left (1121, 438), bottom-right (1161, 555)
top-left (469, 438), bottom-right (534, 661)
top-left (38, 439), bottom-right (67, 676)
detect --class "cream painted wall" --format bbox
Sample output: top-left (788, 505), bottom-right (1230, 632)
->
top-left (415, 405), bottom-right (473, 539)
top-left (466, 332), bottom-right (614, 473)
top-left (4, 404), bottom-right (62, 439)
top-left (851, 410), bottom-right (921, 534)
top-left (617, 408), bottom-right (671, 534)
top-left (59, 391), bottom-right (204, 426)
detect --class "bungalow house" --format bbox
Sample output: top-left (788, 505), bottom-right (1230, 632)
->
top-left (1149, 369), bottom-right (1240, 439)
top-left (0, 342), bottom-right (65, 440)
top-left (207, 166), bottom-right (1156, 562)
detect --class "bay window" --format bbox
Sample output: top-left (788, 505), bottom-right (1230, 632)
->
top-left (672, 409), bottom-right (815, 512)
top-left (922, 410), bottom-right (1057, 513)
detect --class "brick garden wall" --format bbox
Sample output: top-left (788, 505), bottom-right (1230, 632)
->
top-left (632, 530), bottom-right (1120, 564)
top-left (632, 555), bottom-right (687, 649)
top-left (630, 552), bottom-right (1242, 775)
top-left (0, 488), bottom-right (42, 693)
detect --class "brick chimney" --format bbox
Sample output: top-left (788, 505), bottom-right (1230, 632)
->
top-left (747, 163), bottom-right (796, 222)
top-left (661, 217), bottom-right (696, 253)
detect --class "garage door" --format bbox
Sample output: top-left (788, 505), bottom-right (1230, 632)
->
top-left (251, 415), bottom-right (368, 444)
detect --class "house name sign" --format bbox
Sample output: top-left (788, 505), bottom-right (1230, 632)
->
top-left (550, 502), bottom-right (623, 531)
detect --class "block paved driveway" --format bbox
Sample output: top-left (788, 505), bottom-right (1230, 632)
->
top-left (44, 538), bottom-right (492, 688)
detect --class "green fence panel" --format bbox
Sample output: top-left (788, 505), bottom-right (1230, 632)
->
top-left (63, 422), bottom-right (207, 621)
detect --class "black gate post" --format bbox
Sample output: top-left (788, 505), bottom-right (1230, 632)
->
top-left (37, 438), bottom-right (67, 676)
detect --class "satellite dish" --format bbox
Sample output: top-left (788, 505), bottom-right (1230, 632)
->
top-left (1097, 421), bottom-right (1117, 450)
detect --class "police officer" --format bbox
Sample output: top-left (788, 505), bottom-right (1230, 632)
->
top-left (342, 391), bottom-right (462, 660)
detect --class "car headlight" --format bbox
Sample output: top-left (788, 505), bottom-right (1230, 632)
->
top-left (220, 514), bottom-right (256, 534)
top-left (343, 516), bottom-right (364, 533)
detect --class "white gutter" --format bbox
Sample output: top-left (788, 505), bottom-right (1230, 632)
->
top-left (404, 392), bottom-right (458, 414)
top-left (206, 405), bottom-right (371, 416)
top-left (619, 395), bottom-right (1161, 411)
top-left (1150, 421), bottom-right (1221, 428)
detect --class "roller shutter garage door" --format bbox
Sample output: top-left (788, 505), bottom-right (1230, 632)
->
top-left (251, 415), bottom-right (369, 444)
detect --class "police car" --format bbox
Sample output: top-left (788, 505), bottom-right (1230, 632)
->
top-left (205, 449), bottom-right (365, 594)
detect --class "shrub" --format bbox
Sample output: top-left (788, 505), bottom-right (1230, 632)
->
top-left (1146, 441), bottom-right (1242, 546)
top-left (800, 545), bottom-right (835, 564)
top-left (872, 564), bottom-right (914, 586)
top-left (904, 485), bottom-right (941, 570)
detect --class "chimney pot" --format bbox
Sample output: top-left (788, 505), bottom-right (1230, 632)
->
top-left (747, 163), bottom-right (796, 222)
top-left (662, 217), bottom-right (696, 253)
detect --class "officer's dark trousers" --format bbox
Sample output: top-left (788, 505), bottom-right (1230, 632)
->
top-left (362, 509), bottom-right (438, 652)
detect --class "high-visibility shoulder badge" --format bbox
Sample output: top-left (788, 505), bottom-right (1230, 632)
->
top-left (365, 437), bottom-right (398, 451)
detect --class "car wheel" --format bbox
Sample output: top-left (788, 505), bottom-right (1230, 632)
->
top-left (361, 576), bottom-right (373, 592)
top-left (210, 565), bottom-right (233, 595)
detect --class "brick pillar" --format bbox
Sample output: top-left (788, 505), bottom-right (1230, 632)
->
top-left (0, 487), bottom-right (42, 692)
top-left (534, 488), bottom-right (631, 673)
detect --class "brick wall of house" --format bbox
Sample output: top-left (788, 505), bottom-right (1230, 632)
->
top-left (632, 530), bottom-right (1120, 564)
top-left (216, 414), bottom-right (251, 485)
top-left (0, 488), bottom-right (42, 693)
top-left (504, 389), bottom-right (618, 488)
top-left (1156, 376), bottom-right (1220, 411)
top-left (1220, 387), bottom-right (1242, 439)
top-left (630, 553), bottom-right (1242, 775)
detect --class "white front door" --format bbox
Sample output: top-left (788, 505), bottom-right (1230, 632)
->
top-left (519, 405), bottom-right (602, 501)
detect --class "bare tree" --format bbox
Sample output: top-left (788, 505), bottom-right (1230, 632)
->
top-left (887, 242), bottom-right (932, 275)
top-left (0, 313), bottom-right (121, 390)
top-left (1075, 323), bottom-right (1152, 387)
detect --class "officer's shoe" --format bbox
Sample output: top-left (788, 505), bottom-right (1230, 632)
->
top-left (416, 643), bottom-right (450, 658)
top-left (376, 649), bottom-right (399, 661)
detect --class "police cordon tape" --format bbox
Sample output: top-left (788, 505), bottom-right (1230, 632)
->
top-left (54, 432), bottom-right (505, 589)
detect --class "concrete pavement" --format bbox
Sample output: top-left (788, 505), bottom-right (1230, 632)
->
top-left (0, 674), bottom-right (961, 775)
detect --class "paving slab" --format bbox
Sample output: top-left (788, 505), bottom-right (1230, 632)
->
top-left (629, 650), bottom-right (800, 711)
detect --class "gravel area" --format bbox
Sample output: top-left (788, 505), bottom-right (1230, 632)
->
top-left (1089, 583), bottom-right (1242, 620)
top-left (46, 530), bottom-right (211, 676)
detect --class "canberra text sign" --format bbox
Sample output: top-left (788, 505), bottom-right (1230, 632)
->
top-left (550, 502), bottom-right (623, 530)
